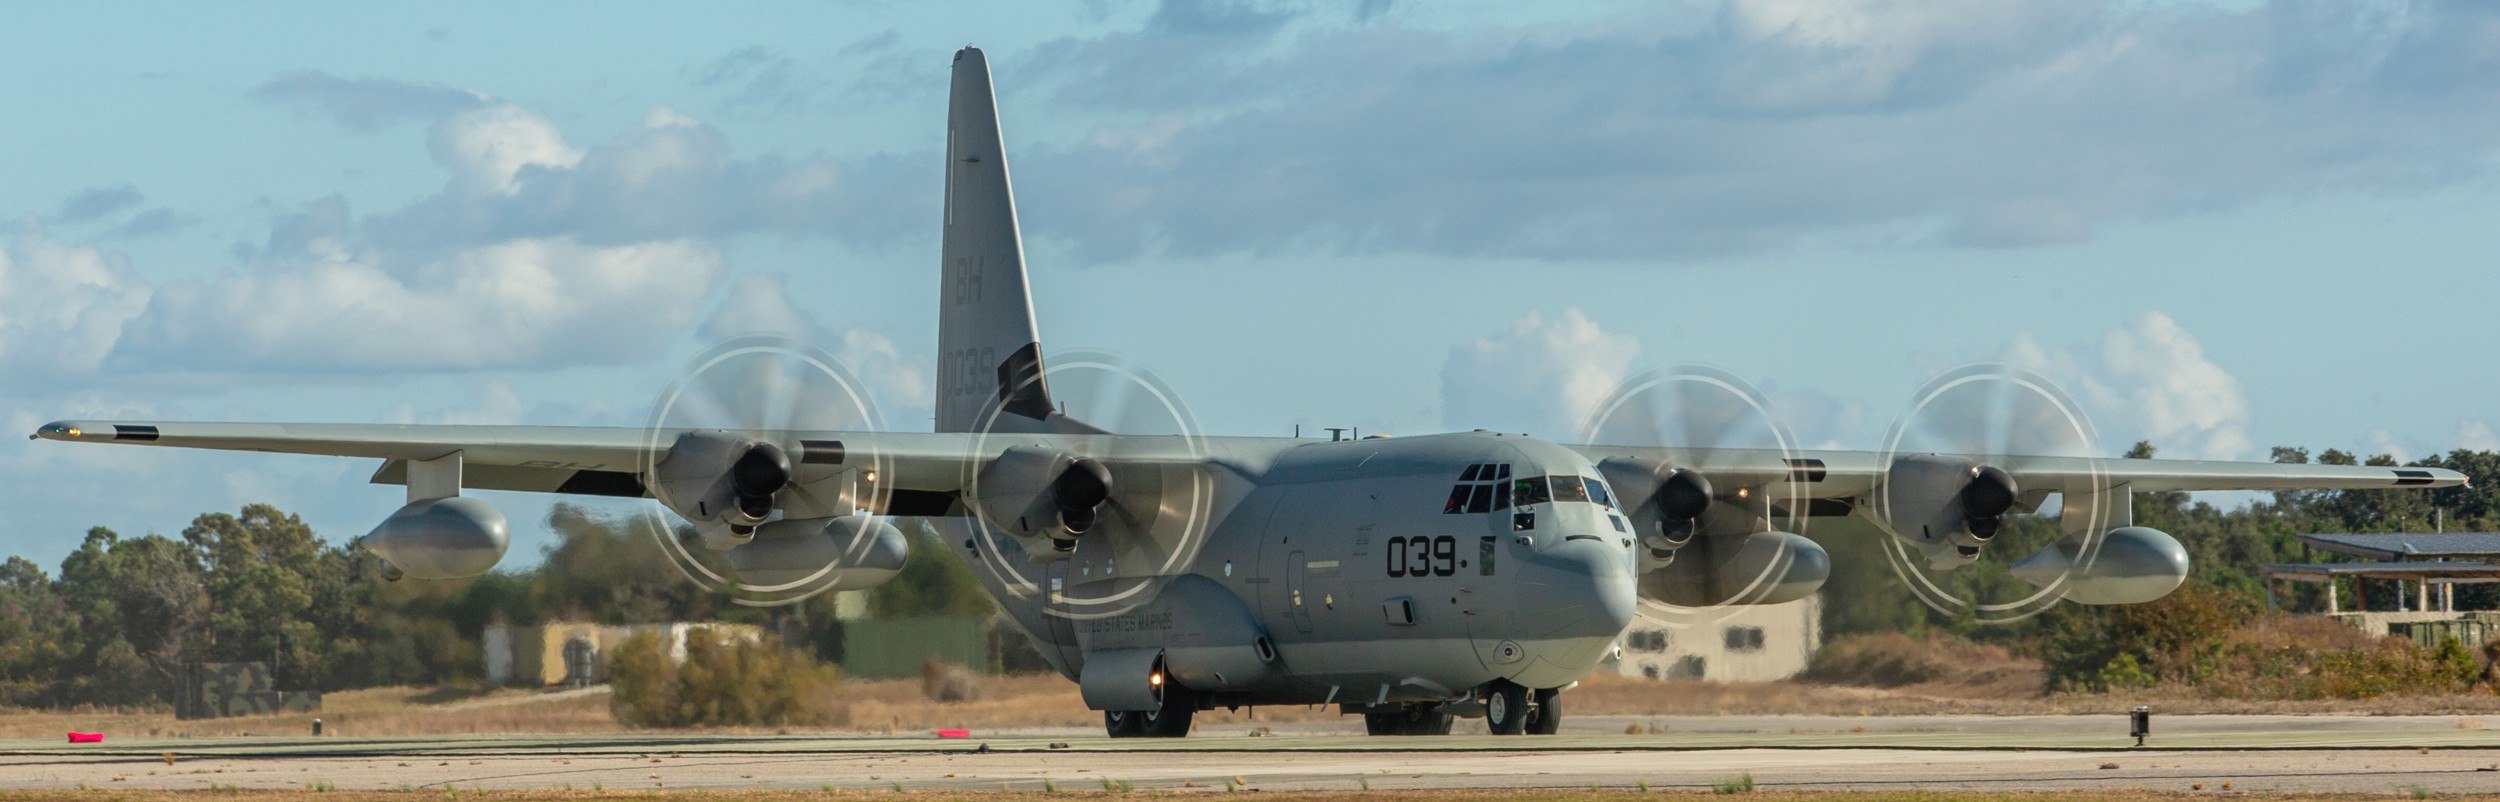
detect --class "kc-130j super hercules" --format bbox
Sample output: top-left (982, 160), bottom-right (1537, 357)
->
top-left (36, 47), bottom-right (2469, 737)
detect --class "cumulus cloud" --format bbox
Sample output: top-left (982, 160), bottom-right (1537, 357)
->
top-left (997, 0), bottom-right (2500, 261)
top-left (2007, 311), bottom-right (2253, 460)
top-left (248, 71), bottom-right (487, 131)
top-left (2452, 420), bottom-right (2500, 452)
top-left (697, 272), bottom-right (933, 423)
top-left (112, 237), bottom-right (722, 372)
top-left (429, 103), bottom-right (584, 195)
top-left (0, 219), bottom-right (152, 378)
top-left (365, 104), bottom-right (918, 252)
top-left (1441, 309), bottom-right (1640, 439)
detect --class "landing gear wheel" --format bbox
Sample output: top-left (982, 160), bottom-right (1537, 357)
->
top-left (1483, 679), bottom-right (1529, 735)
top-left (1362, 705), bottom-right (1453, 736)
top-left (1526, 687), bottom-right (1561, 735)
top-left (1104, 709), bottom-right (1144, 738)
top-left (1140, 682), bottom-right (1196, 738)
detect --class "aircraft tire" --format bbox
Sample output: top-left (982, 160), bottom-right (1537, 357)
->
top-left (1140, 683), bottom-right (1196, 738)
top-left (1526, 687), bottom-right (1561, 735)
top-left (1104, 709), bottom-right (1145, 738)
top-left (1483, 680), bottom-right (1529, 735)
top-left (1362, 706), bottom-right (1453, 735)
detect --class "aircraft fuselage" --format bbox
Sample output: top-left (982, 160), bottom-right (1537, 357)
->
top-left (937, 431), bottom-right (1639, 713)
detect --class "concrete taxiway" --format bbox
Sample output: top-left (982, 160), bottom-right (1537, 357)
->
top-left (5, 715), bottom-right (2499, 794)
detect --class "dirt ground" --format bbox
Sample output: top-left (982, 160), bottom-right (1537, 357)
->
top-left (13, 670), bottom-right (2500, 740)
top-left (7, 791), bottom-right (2498, 802)
top-left (2, 791), bottom-right (2486, 802)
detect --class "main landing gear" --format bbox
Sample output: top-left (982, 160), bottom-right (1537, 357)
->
top-left (1357, 681), bottom-right (1566, 736)
top-left (1363, 704), bottom-right (1455, 736)
top-left (1104, 680), bottom-right (1197, 738)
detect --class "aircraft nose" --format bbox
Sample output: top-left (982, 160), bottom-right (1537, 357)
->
top-left (1525, 536), bottom-right (1638, 638)
top-left (1583, 553), bottom-right (1638, 636)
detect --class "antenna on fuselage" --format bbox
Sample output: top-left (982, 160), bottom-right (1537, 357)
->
top-left (1325, 427), bottom-right (1349, 442)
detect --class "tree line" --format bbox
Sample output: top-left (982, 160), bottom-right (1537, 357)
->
top-left (0, 503), bottom-right (991, 709)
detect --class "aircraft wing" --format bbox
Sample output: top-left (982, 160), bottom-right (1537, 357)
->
top-left (26, 419), bottom-right (1021, 501)
top-left (1567, 445), bottom-right (2470, 496)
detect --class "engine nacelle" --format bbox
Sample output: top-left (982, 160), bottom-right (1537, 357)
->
top-left (1640, 530), bottom-right (1828, 607)
top-left (2009, 526), bottom-right (2189, 605)
top-left (652, 431), bottom-right (794, 543)
top-left (362, 497), bottom-right (509, 580)
top-left (1876, 454), bottom-right (2019, 568)
top-left (726, 515), bottom-right (910, 590)
top-left (970, 445), bottom-right (1113, 561)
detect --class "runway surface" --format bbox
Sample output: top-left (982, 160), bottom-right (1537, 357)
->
top-left (7, 715), bottom-right (2500, 794)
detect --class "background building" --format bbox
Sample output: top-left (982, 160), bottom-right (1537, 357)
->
top-left (1613, 598), bottom-right (1821, 682)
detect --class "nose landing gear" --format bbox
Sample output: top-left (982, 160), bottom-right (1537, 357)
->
top-left (1483, 679), bottom-right (1564, 735)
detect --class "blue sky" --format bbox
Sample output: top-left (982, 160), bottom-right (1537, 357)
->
top-left (4, 0), bottom-right (2497, 567)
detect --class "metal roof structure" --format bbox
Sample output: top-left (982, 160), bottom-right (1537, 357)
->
top-left (2265, 562), bottom-right (2500, 582)
top-left (2294, 532), bottom-right (2500, 561)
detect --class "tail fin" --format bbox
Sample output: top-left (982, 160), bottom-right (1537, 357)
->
top-left (937, 46), bottom-right (1053, 433)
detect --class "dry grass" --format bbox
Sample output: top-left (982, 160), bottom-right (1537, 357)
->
top-left (0, 789), bottom-right (2456, 801)
top-left (0, 686), bottom-right (619, 740)
top-left (15, 665), bottom-right (2500, 741)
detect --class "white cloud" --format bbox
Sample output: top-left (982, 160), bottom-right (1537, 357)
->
top-left (2007, 311), bottom-right (2253, 460)
top-left (0, 219), bottom-right (152, 378)
top-left (696, 272), bottom-right (931, 424)
top-left (1005, 1), bottom-right (2500, 260)
top-left (2363, 429), bottom-right (2414, 463)
top-left (430, 103), bottom-right (583, 195)
top-left (113, 237), bottom-right (721, 372)
top-left (1441, 309), bottom-right (1640, 440)
top-left (2452, 420), bottom-right (2500, 453)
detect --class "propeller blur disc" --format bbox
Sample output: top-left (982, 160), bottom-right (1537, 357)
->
top-left (961, 349), bottom-right (1213, 621)
top-left (1580, 365), bottom-right (1810, 630)
top-left (637, 335), bottom-right (893, 607)
top-left (1875, 363), bottom-right (2112, 623)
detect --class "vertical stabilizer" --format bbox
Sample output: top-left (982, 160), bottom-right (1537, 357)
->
top-left (938, 46), bottom-right (1053, 433)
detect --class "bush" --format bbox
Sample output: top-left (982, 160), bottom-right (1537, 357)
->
top-left (2036, 582), bottom-right (2493, 699)
top-left (1802, 631), bottom-right (2034, 689)
top-left (608, 630), bottom-right (842, 728)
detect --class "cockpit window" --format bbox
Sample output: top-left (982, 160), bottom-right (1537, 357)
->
top-left (1445, 463), bottom-right (1516, 514)
top-left (1514, 476), bottom-right (1550, 506)
top-left (1583, 476), bottom-right (1615, 510)
top-left (1548, 475), bottom-right (1589, 503)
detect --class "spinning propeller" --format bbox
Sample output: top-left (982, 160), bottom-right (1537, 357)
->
top-left (1871, 363), bottom-right (2120, 622)
top-left (1580, 366), bottom-right (1827, 623)
top-left (960, 349), bottom-right (1216, 621)
top-left (637, 335), bottom-right (903, 607)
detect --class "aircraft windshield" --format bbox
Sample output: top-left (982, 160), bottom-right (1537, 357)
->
top-left (1548, 475), bottom-right (1589, 503)
top-left (1583, 476), bottom-right (1615, 509)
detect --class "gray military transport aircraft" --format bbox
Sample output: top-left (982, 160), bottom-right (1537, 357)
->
top-left (35, 47), bottom-right (2469, 738)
